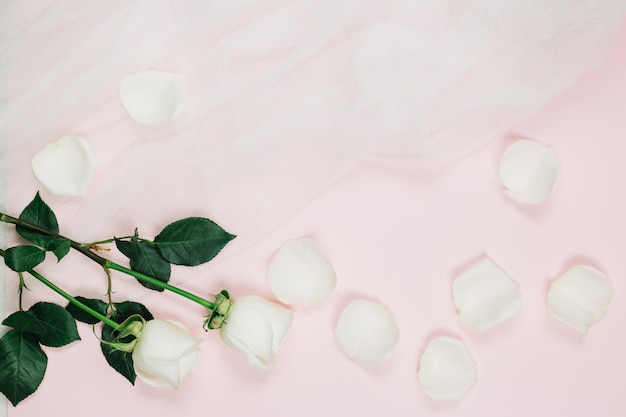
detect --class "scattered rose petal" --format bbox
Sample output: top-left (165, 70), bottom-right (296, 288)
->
top-left (547, 265), bottom-right (613, 334)
top-left (452, 257), bottom-right (522, 331)
top-left (498, 139), bottom-right (561, 204)
top-left (267, 239), bottom-right (336, 306)
top-left (335, 300), bottom-right (399, 364)
top-left (418, 336), bottom-right (478, 401)
top-left (31, 136), bottom-right (98, 196)
top-left (120, 70), bottom-right (186, 126)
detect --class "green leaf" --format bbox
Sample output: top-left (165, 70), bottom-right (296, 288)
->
top-left (29, 302), bottom-right (81, 348)
top-left (3, 245), bottom-right (46, 272)
top-left (17, 192), bottom-right (59, 233)
top-left (2, 311), bottom-right (47, 336)
top-left (131, 241), bottom-right (171, 291)
top-left (116, 235), bottom-right (170, 292)
top-left (110, 301), bottom-right (154, 322)
top-left (100, 301), bottom-right (153, 385)
top-left (66, 297), bottom-right (109, 325)
top-left (115, 237), bottom-right (136, 259)
top-left (0, 330), bottom-right (48, 406)
top-left (49, 238), bottom-right (71, 262)
top-left (154, 217), bottom-right (235, 266)
top-left (100, 338), bottom-right (136, 385)
top-left (16, 192), bottom-right (62, 250)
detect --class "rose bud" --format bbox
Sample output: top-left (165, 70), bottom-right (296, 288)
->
top-left (220, 295), bottom-right (292, 370)
top-left (132, 319), bottom-right (201, 388)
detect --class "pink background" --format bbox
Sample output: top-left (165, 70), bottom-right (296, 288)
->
top-left (3, 4), bottom-right (626, 417)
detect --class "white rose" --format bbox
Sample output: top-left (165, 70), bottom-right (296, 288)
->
top-left (132, 319), bottom-right (201, 388)
top-left (220, 295), bottom-right (293, 370)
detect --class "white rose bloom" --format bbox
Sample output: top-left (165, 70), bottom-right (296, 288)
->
top-left (267, 239), bottom-right (337, 306)
top-left (498, 139), bottom-right (561, 204)
top-left (418, 336), bottom-right (478, 401)
top-left (547, 265), bottom-right (613, 334)
top-left (452, 257), bottom-right (522, 331)
top-left (120, 70), bottom-right (186, 126)
top-left (132, 320), bottom-right (201, 389)
top-left (31, 136), bottom-right (98, 196)
top-left (334, 300), bottom-right (399, 365)
top-left (220, 295), bottom-right (293, 370)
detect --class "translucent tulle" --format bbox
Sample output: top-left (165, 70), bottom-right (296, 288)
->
top-left (1, 1), bottom-right (624, 306)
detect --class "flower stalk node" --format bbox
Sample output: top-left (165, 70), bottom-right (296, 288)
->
top-left (115, 314), bottom-right (146, 339)
top-left (203, 290), bottom-right (232, 330)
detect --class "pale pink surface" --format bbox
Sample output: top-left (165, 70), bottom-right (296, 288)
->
top-left (2, 5), bottom-right (626, 417)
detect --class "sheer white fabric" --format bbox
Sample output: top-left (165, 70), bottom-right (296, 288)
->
top-left (1, 0), bottom-right (624, 312)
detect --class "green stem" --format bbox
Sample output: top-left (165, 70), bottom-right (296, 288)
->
top-left (0, 212), bottom-right (215, 310)
top-left (78, 235), bottom-right (152, 248)
top-left (106, 261), bottom-right (214, 309)
top-left (29, 269), bottom-right (121, 330)
top-left (0, 212), bottom-right (107, 266)
top-left (0, 248), bottom-right (120, 329)
top-left (103, 266), bottom-right (114, 307)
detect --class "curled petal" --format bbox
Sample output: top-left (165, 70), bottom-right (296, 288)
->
top-left (547, 265), bottom-right (613, 334)
top-left (418, 336), bottom-right (478, 401)
top-left (498, 139), bottom-right (561, 204)
top-left (132, 320), bottom-right (201, 389)
top-left (267, 239), bottom-right (337, 305)
top-left (452, 257), bottom-right (522, 331)
top-left (120, 70), bottom-right (186, 126)
top-left (334, 300), bottom-right (399, 365)
top-left (220, 295), bottom-right (292, 370)
top-left (31, 136), bottom-right (98, 196)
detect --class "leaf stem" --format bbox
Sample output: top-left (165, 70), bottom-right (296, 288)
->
top-left (0, 248), bottom-right (120, 329)
top-left (0, 212), bottom-right (216, 310)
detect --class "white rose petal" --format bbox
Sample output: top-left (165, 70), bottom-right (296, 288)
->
top-left (498, 139), bottom-right (561, 204)
top-left (452, 257), bottom-right (522, 331)
top-left (132, 320), bottom-right (201, 389)
top-left (31, 136), bottom-right (98, 196)
top-left (120, 70), bottom-right (186, 126)
top-left (547, 265), bottom-right (613, 334)
top-left (267, 239), bottom-right (337, 306)
top-left (220, 295), bottom-right (293, 370)
top-left (335, 300), bottom-right (399, 365)
top-left (418, 336), bottom-right (478, 401)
